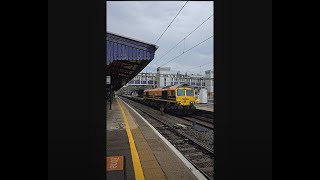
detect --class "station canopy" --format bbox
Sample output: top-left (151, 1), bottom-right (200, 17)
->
top-left (107, 31), bottom-right (158, 91)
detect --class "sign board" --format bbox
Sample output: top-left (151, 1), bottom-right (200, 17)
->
top-left (106, 76), bottom-right (111, 84)
top-left (106, 156), bottom-right (124, 171)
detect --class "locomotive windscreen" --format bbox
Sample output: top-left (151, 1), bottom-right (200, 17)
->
top-left (186, 90), bottom-right (194, 96)
top-left (177, 90), bottom-right (184, 96)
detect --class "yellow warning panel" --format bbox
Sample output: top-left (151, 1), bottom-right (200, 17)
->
top-left (106, 156), bottom-right (124, 171)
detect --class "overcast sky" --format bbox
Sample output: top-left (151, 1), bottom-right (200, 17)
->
top-left (107, 1), bottom-right (214, 75)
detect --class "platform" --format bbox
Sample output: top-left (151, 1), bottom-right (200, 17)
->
top-left (107, 97), bottom-right (199, 180)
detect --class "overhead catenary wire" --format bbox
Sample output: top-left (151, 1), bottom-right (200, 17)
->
top-left (154, 1), bottom-right (189, 45)
top-left (147, 14), bottom-right (214, 70)
top-left (185, 61), bottom-right (213, 72)
top-left (159, 35), bottom-right (214, 68)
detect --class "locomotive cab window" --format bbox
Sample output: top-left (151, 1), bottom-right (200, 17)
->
top-left (177, 89), bottom-right (184, 96)
top-left (171, 90), bottom-right (175, 97)
top-left (186, 90), bottom-right (194, 96)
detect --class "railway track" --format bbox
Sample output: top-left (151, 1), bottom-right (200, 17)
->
top-left (122, 95), bottom-right (214, 130)
top-left (120, 96), bottom-right (214, 180)
top-left (179, 116), bottom-right (214, 130)
top-left (189, 114), bottom-right (214, 124)
top-left (194, 109), bottom-right (214, 119)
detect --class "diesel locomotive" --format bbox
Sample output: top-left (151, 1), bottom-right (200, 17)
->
top-left (143, 83), bottom-right (199, 115)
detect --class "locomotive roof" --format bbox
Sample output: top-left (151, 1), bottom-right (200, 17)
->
top-left (144, 83), bottom-right (192, 92)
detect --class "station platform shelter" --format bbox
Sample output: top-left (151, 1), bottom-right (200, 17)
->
top-left (106, 31), bottom-right (158, 107)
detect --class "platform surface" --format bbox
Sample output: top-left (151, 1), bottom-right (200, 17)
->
top-left (107, 97), bottom-right (199, 180)
top-left (107, 100), bottom-right (135, 180)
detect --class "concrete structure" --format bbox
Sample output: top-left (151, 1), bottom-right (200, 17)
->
top-left (204, 70), bottom-right (214, 98)
top-left (199, 88), bottom-right (208, 103)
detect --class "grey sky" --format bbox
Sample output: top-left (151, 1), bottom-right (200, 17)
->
top-left (107, 1), bottom-right (214, 75)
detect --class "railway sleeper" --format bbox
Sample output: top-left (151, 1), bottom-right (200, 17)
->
top-left (171, 139), bottom-right (185, 144)
top-left (154, 125), bottom-right (165, 128)
top-left (166, 136), bottom-right (181, 141)
top-left (199, 167), bottom-right (214, 174)
top-left (191, 158), bottom-right (213, 164)
top-left (175, 144), bottom-right (193, 148)
top-left (178, 147), bottom-right (196, 151)
top-left (179, 149), bottom-right (199, 154)
top-left (193, 162), bottom-right (214, 169)
top-left (184, 152), bottom-right (203, 157)
top-left (186, 155), bottom-right (206, 161)
top-left (168, 135), bottom-right (181, 140)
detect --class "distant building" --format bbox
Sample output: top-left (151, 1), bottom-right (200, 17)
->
top-left (127, 72), bottom-right (157, 87)
top-left (125, 67), bottom-right (214, 96)
top-left (156, 67), bottom-right (193, 88)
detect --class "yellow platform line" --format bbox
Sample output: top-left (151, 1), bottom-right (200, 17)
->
top-left (116, 98), bottom-right (145, 180)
